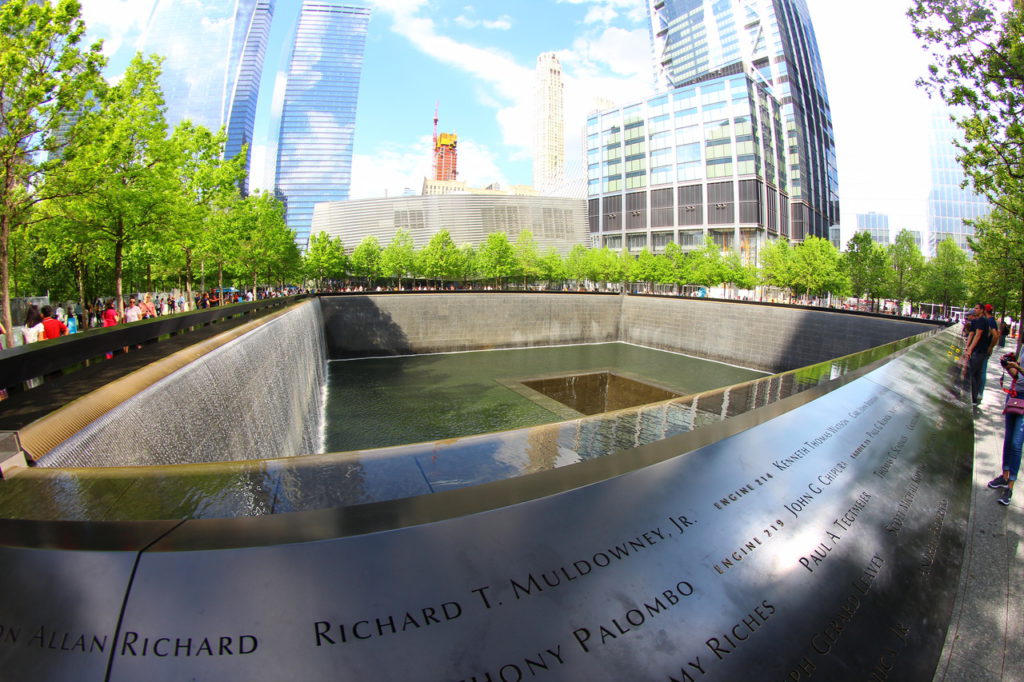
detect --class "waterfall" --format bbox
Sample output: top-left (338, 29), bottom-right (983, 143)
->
top-left (36, 299), bottom-right (328, 468)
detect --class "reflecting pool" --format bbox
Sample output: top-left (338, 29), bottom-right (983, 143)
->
top-left (324, 343), bottom-right (765, 451)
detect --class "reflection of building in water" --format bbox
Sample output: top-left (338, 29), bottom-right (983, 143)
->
top-left (310, 193), bottom-right (587, 256)
top-left (274, 1), bottom-right (370, 247)
top-left (927, 106), bottom-right (989, 257)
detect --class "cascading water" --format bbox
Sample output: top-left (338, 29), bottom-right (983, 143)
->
top-left (36, 299), bottom-right (328, 468)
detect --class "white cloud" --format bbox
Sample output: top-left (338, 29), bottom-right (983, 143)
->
top-left (557, 0), bottom-right (648, 25)
top-left (78, 0), bottom-right (154, 58)
top-left (482, 16), bottom-right (513, 30)
top-left (348, 136), bottom-right (508, 199)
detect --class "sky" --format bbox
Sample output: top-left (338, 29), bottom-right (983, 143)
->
top-left (77, 0), bottom-right (942, 243)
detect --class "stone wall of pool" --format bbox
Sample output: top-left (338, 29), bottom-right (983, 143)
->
top-left (321, 293), bottom-right (938, 372)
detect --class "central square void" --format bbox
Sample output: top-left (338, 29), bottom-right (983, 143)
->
top-left (521, 371), bottom-right (681, 416)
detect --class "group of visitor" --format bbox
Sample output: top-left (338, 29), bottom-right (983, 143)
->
top-left (962, 303), bottom-right (1022, 506)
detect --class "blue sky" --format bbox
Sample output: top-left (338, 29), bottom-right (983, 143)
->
top-left (77, 0), bottom-right (939, 240)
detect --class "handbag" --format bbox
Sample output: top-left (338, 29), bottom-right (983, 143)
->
top-left (1005, 396), bottom-right (1024, 415)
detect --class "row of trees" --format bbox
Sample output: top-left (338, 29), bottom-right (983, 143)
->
top-left (1, 1), bottom-right (301, 346)
top-left (306, 225), bottom-right (974, 311)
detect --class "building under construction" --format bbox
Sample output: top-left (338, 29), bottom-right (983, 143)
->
top-left (432, 107), bottom-right (458, 182)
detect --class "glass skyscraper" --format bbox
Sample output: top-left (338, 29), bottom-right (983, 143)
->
top-left (274, 1), bottom-right (370, 246)
top-left (138, 0), bottom-right (273, 188)
top-left (647, 0), bottom-right (838, 240)
top-left (927, 107), bottom-right (989, 256)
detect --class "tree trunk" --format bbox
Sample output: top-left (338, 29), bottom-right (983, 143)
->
top-left (218, 264), bottom-right (224, 306)
top-left (184, 247), bottom-right (193, 311)
top-left (1, 210), bottom-right (12, 348)
top-left (114, 234), bottom-right (124, 317)
top-left (76, 260), bottom-right (86, 330)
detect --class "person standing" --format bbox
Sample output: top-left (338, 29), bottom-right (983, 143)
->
top-left (40, 305), bottom-right (68, 339)
top-left (989, 352), bottom-right (1024, 505)
top-left (124, 297), bottom-right (142, 324)
top-left (977, 304), bottom-right (1002, 399)
top-left (22, 305), bottom-right (44, 344)
top-left (140, 293), bottom-right (157, 319)
top-left (963, 304), bottom-right (992, 405)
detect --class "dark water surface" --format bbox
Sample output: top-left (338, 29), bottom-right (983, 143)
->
top-left (323, 343), bottom-right (765, 452)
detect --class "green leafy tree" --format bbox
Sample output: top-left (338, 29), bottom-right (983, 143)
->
top-left (843, 231), bottom-right (890, 310)
top-left (789, 236), bottom-right (847, 299)
top-left (456, 243), bottom-right (477, 283)
top-left (565, 244), bottom-right (589, 287)
top-left (759, 237), bottom-right (793, 297)
top-left (167, 121), bottom-right (245, 303)
top-left (1, 0), bottom-right (105, 344)
top-left (418, 229), bottom-right (460, 285)
top-left (380, 228), bottom-right (414, 289)
top-left (722, 251), bottom-right (758, 292)
top-left (662, 241), bottom-right (689, 293)
top-left (628, 248), bottom-right (662, 292)
top-left (305, 231), bottom-right (348, 290)
top-left (513, 230), bottom-right (541, 287)
top-left (910, 0), bottom-right (1024, 217)
top-left (234, 191), bottom-right (296, 295)
top-left (48, 54), bottom-right (172, 315)
top-left (689, 236), bottom-right (726, 288)
top-left (886, 229), bottom-right (926, 305)
top-left (537, 247), bottom-right (565, 287)
top-left (968, 206), bottom-right (1024, 327)
top-left (478, 231), bottom-right (517, 288)
top-left (923, 237), bottom-right (971, 316)
top-left (350, 235), bottom-right (383, 287)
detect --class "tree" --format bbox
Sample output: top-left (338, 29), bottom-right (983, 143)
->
top-left (628, 248), bottom-right (662, 292)
top-left (968, 205), bottom-right (1024, 329)
top-left (662, 241), bottom-right (689, 293)
top-left (48, 54), bottom-right (172, 315)
top-left (514, 230), bottom-right (541, 287)
top-left (689, 236), bottom-right (726, 288)
top-left (537, 247), bottom-right (565, 287)
top-left (305, 231), bottom-right (347, 290)
top-left (380, 228), bottom-right (414, 289)
top-left (789, 236), bottom-right (847, 299)
top-left (1, 0), bottom-right (105, 345)
top-left (418, 229), bottom-right (460, 285)
top-left (478, 231), bottom-right (517, 288)
top-left (887, 229), bottom-right (926, 305)
top-left (722, 251), bottom-right (758, 292)
top-left (843, 231), bottom-right (889, 310)
top-left (923, 237), bottom-right (970, 316)
top-left (759, 237), bottom-right (793, 298)
top-left (910, 1), bottom-right (1024, 217)
top-left (565, 244), bottom-right (589, 287)
top-left (350, 235), bottom-right (383, 287)
top-left (234, 191), bottom-right (296, 295)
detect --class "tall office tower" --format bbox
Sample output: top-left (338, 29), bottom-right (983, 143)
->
top-left (432, 106), bottom-right (458, 182)
top-left (927, 107), bottom-right (989, 256)
top-left (138, 1), bottom-right (273, 186)
top-left (647, 0), bottom-right (838, 241)
top-left (274, 1), bottom-right (370, 246)
top-left (533, 52), bottom-right (564, 194)
top-left (224, 0), bottom-right (274, 195)
top-left (855, 212), bottom-right (890, 245)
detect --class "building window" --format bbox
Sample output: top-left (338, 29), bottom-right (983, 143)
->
top-left (739, 179), bottom-right (762, 224)
top-left (589, 198), bottom-right (600, 233)
top-left (678, 184), bottom-right (703, 226)
top-left (651, 188), bottom-right (673, 227)
top-left (627, 233), bottom-right (647, 251)
top-left (626, 191), bottom-right (647, 229)
top-left (605, 235), bottom-right (622, 249)
top-left (652, 232), bottom-right (673, 251)
top-left (679, 230), bottom-right (704, 247)
top-left (625, 170), bottom-right (647, 190)
top-left (603, 194), bottom-right (622, 231)
top-left (708, 181), bottom-right (734, 224)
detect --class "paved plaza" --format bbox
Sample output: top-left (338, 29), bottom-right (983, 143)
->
top-left (934, 354), bottom-right (1024, 681)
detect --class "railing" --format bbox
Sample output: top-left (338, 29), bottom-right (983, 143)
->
top-left (0, 295), bottom-right (307, 391)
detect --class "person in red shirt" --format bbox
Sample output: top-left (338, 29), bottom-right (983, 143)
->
top-left (40, 305), bottom-right (68, 340)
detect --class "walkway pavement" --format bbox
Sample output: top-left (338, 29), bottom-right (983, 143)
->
top-left (933, 349), bottom-right (1023, 681)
